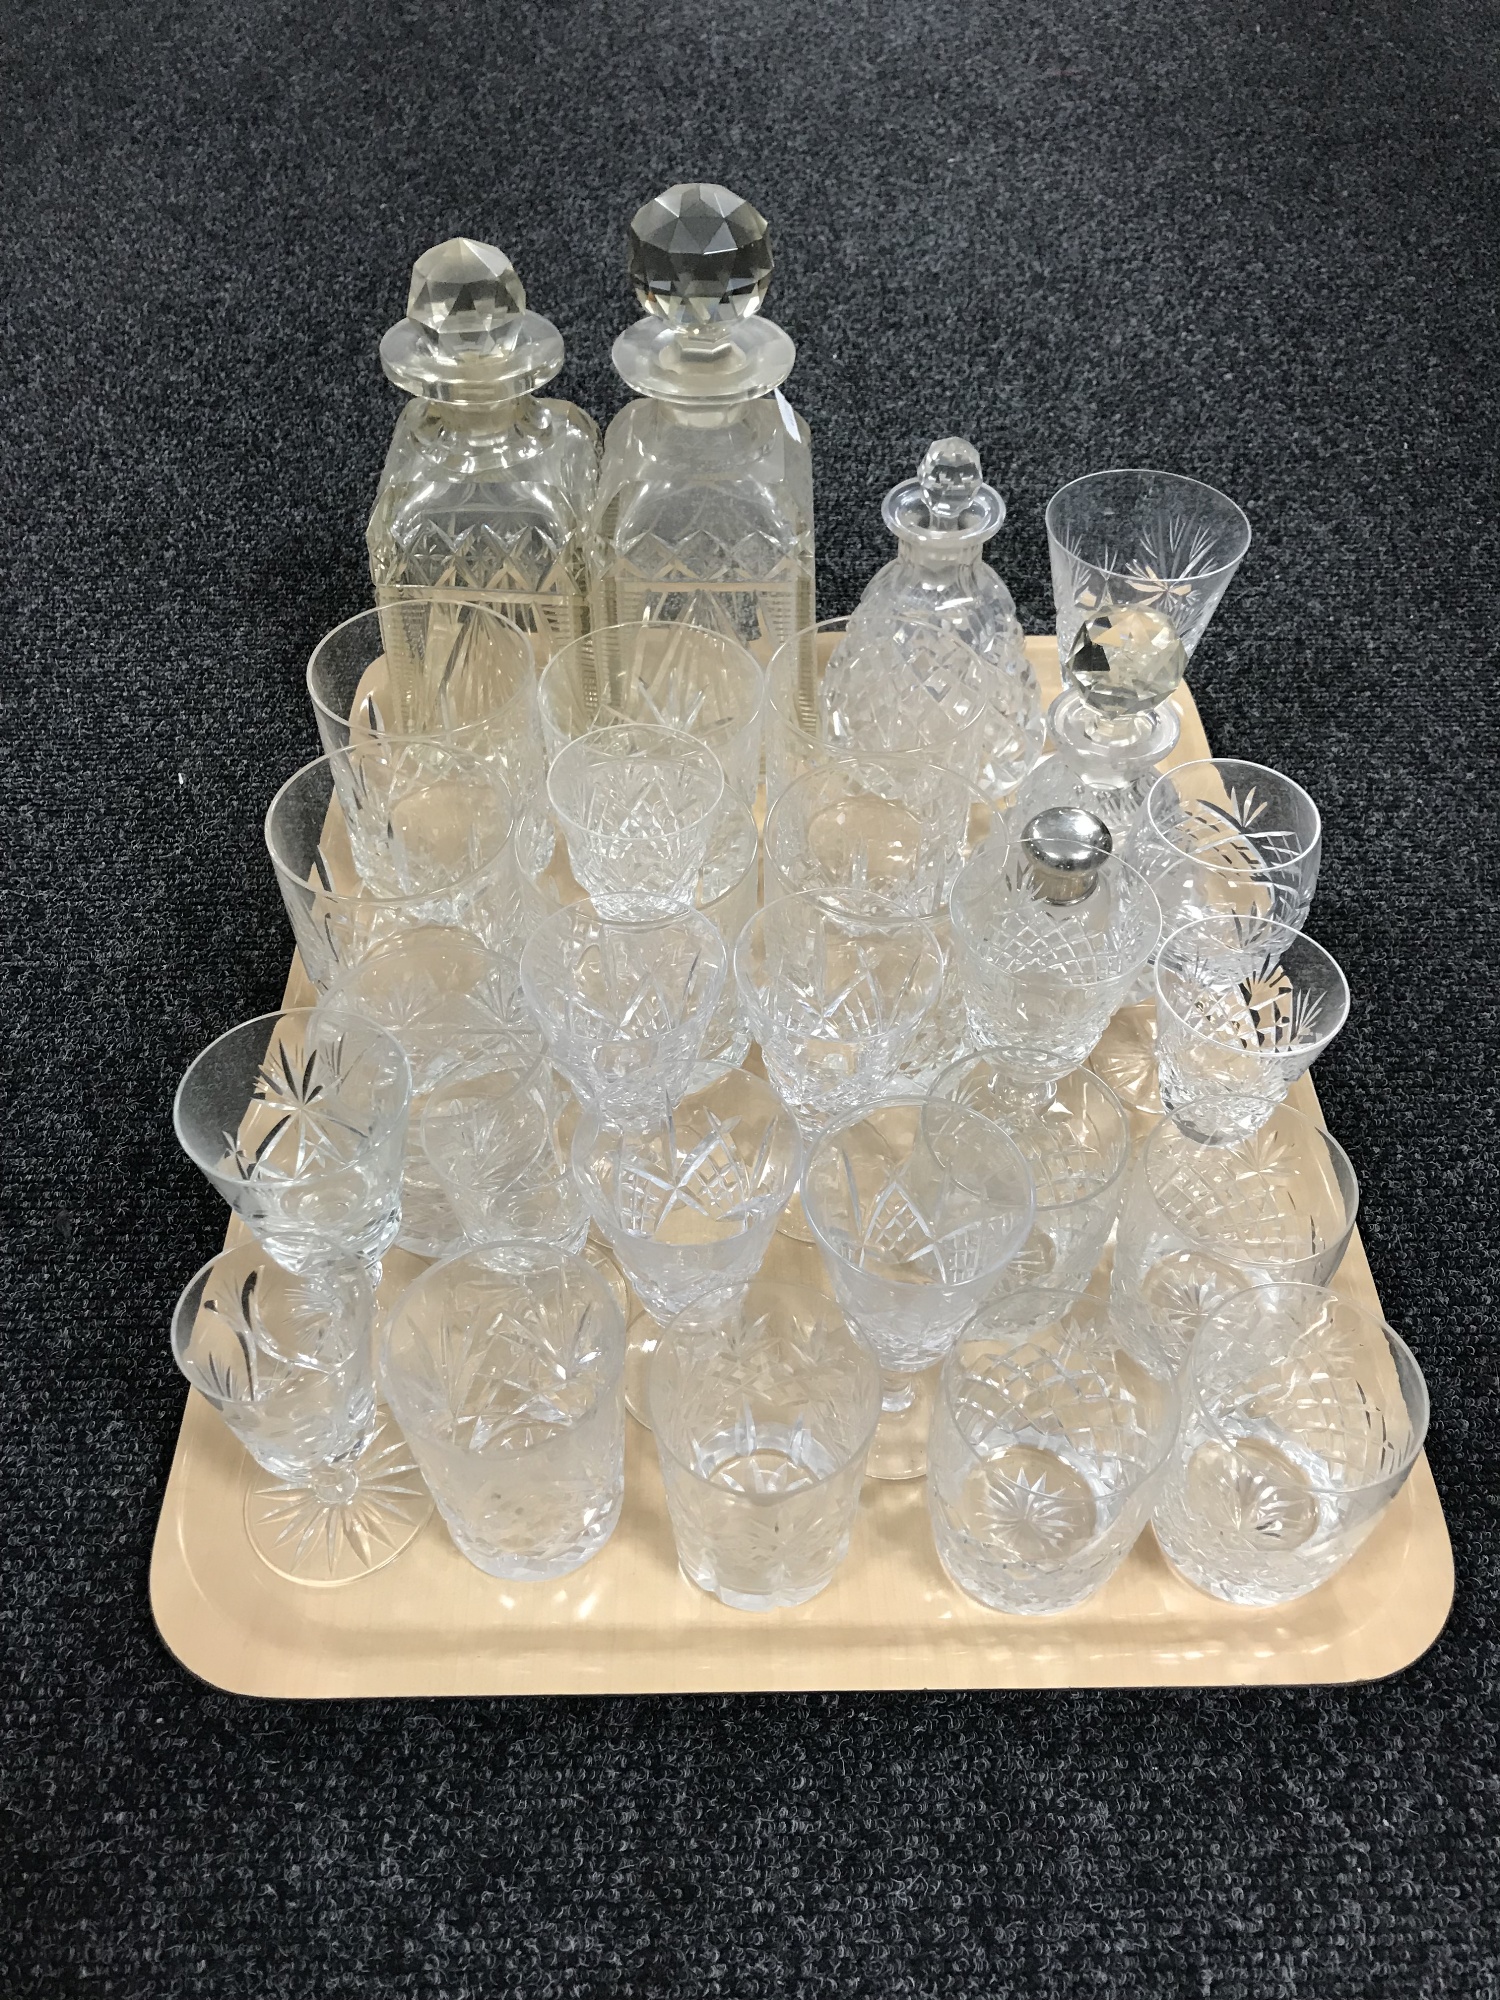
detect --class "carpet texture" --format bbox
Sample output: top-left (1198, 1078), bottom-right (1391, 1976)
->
top-left (3, 0), bottom-right (1497, 1993)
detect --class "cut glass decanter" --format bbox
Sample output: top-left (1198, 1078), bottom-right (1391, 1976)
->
top-left (367, 236), bottom-right (601, 705)
top-left (588, 183), bottom-right (815, 663)
top-left (838, 437), bottom-right (1044, 801)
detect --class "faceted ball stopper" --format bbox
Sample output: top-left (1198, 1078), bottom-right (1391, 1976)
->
top-left (918, 438), bottom-right (984, 524)
top-left (407, 238), bottom-right (526, 350)
top-left (628, 183), bottom-right (773, 329)
top-left (1022, 807), bottom-right (1112, 904)
top-left (1065, 606), bottom-right (1187, 718)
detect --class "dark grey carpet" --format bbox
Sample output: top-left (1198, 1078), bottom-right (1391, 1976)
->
top-left (4, 0), bottom-right (1497, 1993)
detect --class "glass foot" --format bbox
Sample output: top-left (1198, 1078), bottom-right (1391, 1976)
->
top-left (243, 1407), bottom-right (432, 1586)
top-left (866, 1368), bottom-right (937, 1482)
top-left (1091, 1002), bottom-right (1163, 1119)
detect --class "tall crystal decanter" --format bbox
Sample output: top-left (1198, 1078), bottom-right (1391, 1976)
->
top-left (367, 236), bottom-right (600, 716)
top-left (588, 183), bottom-right (814, 662)
top-left (848, 438), bottom-right (1044, 801)
top-left (1011, 605), bottom-right (1188, 848)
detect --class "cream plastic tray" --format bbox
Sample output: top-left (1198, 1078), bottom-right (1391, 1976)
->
top-left (150, 639), bottom-right (1453, 1697)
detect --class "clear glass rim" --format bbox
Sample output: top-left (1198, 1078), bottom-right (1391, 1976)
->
top-left (172, 1006), bottom-right (411, 1175)
top-left (519, 902), bottom-right (725, 1019)
top-left (1186, 1280), bottom-right (1430, 1491)
top-left (171, 1238), bottom-right (374, 1375)
top-left (764, 753), bottom-right (980, 872)
top-left (545, 722), bottom-right (726, 836)
top-left (1043, 468), bottom-right (1253, 577)
top-left (539, 619), bottom-right (765, 741)
top-left (949, 848), bottom-right (1163, 995)
top-left (939, 1291), bottom-right (1181, 1488)
top-left (380, 1241), bottom-right (627, 1435)
top-left (930, 1056), bottom-right (1132, 1214)
top-left (646, 1281), bottom-right (882, 1490)
top-left (732, 891), bottom-right (945, 1011)
top-left (1144, 758), bottom-right (1322, 870)
top-left (306, 595), bottom-right (536, 740)
top-left (264, 752), bottom-right (516, 910)
top-left (765, 616), bottom-right (851, 730)
top-left (1154, 915), bottom-right (1351, 1057)
top-left (1141, 1102), bottom-right (1360, 1249)
top-left (417, 1030), bottom-right (557, 1190)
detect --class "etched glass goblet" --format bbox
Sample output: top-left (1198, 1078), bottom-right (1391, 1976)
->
top-left (539, 620), bottom-right (764, 809)
top-left (1045, 469), bottom-right (1251, 668)
top-left (933, 1054), bottom-right (1131, 1294)
top-left (648, 1279), bottom-right (881, 1610)
top-left (764, 755), bottom-right (985, 916)
top-left (265, 753), bottom-right (527, 991)
top-left (306, 596), bottom-right (552, 876)
top-left (1136, 759), bottom-right (1322, 935)
top-left (172, 1242), bottom-right (431, 1584)
top-left (929, 1292), bottom-right (1178, 1613)
top-left (174, 1008), bottom-right (411, 1273)
top-left (420, 1032), bottom-right (587, 1254)
top-left (381, 1243), bottom-right (626, 1581)
top-left (546, 722), bottom-right (724, 922)
top-left (320, 928), bottom-right (525, 1259)
top-left (572, 1068), bottom-right (801, 1323)
top-left (1155, 914), bottom-right (1350, 1143)
top-left (519, 904), bottom-right (725, 1124)
top-left (949, 819), bottom-right (1160, 1092)
top-left (1152, 1282), bottom-right (1428, 1607)
top-left (1112, 1103), bottom-right (1359, 1370)
top-left (803, 1098), bottom-right (1035, 1480)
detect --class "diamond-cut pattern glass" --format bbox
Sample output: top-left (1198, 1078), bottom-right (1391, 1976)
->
top-left (629, 182), bottom-right (772, 325)
top-left (407, 237), bottom-right (526, 345)
top-left (547, 721), bottom-right (725, 922)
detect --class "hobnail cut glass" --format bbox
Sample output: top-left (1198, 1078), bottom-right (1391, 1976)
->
top-left (764, 755), bottom-right (986, 917)
top-left (732, 894), bottom-right (944, 1135)
top-left (306, 596), bottom-right (553, 877)
top-left (1153, 1282), bottom-right (1428, 1607)
top-left (932, 1056), bottom-right (1131, 1294)
top-left (265, 753), bottom-right (532, 993)
top-left (816, 609), bottom-right (995, 792)
top-left (519, 905), bottom-right (726, 1124)
top-left (173, 1009), bottom-right (411, 1272)
top-left (1045, 469), bottom-right (1251, 668)
top-left (1111, 1104), bottom-right (1359, 1370)
top-left (420, 1031), bottom-right (587, 1254)
top-left (1135, 759), bottom-right (1322, 939)
top-left (804, 1098), bottom-right (1035, 1481)
top-left (572, 1068), bottom-right (801, 1323)
top-left (172, 1244), bottom-right (378, 1481)
top-left (381, 1243), bottom-right (626, 1581)
top-left (1155, 915), bottom-right (1350, 1143)
top-left (319, 928), bottom-right (527, 1259)
top-left (949, 838), bottom-right (1161, 1086)
top-left (546, 722), bottom-right (725, 922)
top-left (929, 1292), bottom-right (1178, 1614)
top-left (539, 621), bottom-right (765, 809)
top-left (648, 1279), bottom-right (881, 1611)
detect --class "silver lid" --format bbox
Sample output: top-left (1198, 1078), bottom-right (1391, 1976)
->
top-left (1021, 807), bottom-right (1113, 903)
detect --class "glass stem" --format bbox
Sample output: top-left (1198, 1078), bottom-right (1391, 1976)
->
top-left (881, 1371), bottom-right (916, 1416)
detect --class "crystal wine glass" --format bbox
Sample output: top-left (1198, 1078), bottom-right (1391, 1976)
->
top-left (764, 754), bottom-right (985, 916)
top-left (546, 722), bottom-right (724, 922)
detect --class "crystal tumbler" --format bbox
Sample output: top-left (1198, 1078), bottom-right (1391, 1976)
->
top-left (1153, 1282), bottom-right (1428, 1607)
top-left (1155, 915), bottom-right (1350, 1143)
top-left (929, 1292), bottom-right (1178, 1613)
top-left (648, 1279), bottom-right (881, 1610)
top-left (420, 1032), bottom-right (587, 1254)
top-left (172, 1243), bottom-right (431, 1584)
top-left (546, 722), bottom-right (724, 922)
top-left (733, 894), bottom-right (944, 1136)
top-left (174, 1009), bottom-right (411, 1272)
top-left (949, 835), bottom-right (1160, 1088)
top-left (572, 1068), bottom-right (801, 1322)
top-left (1135, 758), bottom-right (1322, 938)
top-left (265, 753), bottom-right (527, 991)
top-left (804, 1098), bottom-right (1035, 1479)
top-left (933, 1054), bottom-right (1131, 1293)
top-left (1112, 1103), bottom-right (1359, 1369)
top-left (519, 904), bottom-right (725, 1124)
top-left (539, 620), bottom-right (764, 809)
top-left (381, 1243), bottom-right (626, 1580)
top-left (320, 928), bottom-right (526, 1260)
top-left (306, 596), bottom-right (552, 876)
top-left (1045, 469), bottom-right (1251, 667)
top-left (764, 755), bottom-right (985, 916)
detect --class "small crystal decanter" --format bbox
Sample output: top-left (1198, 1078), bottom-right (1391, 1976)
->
top-left (847, 438), bottom-right (1045, 801)
top-left (588, 183), bottom-right (814, 661)
top-left (1011, 604), bottom-right (1188, 848)
top-left (367, 237), bottom-right (600, 702)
